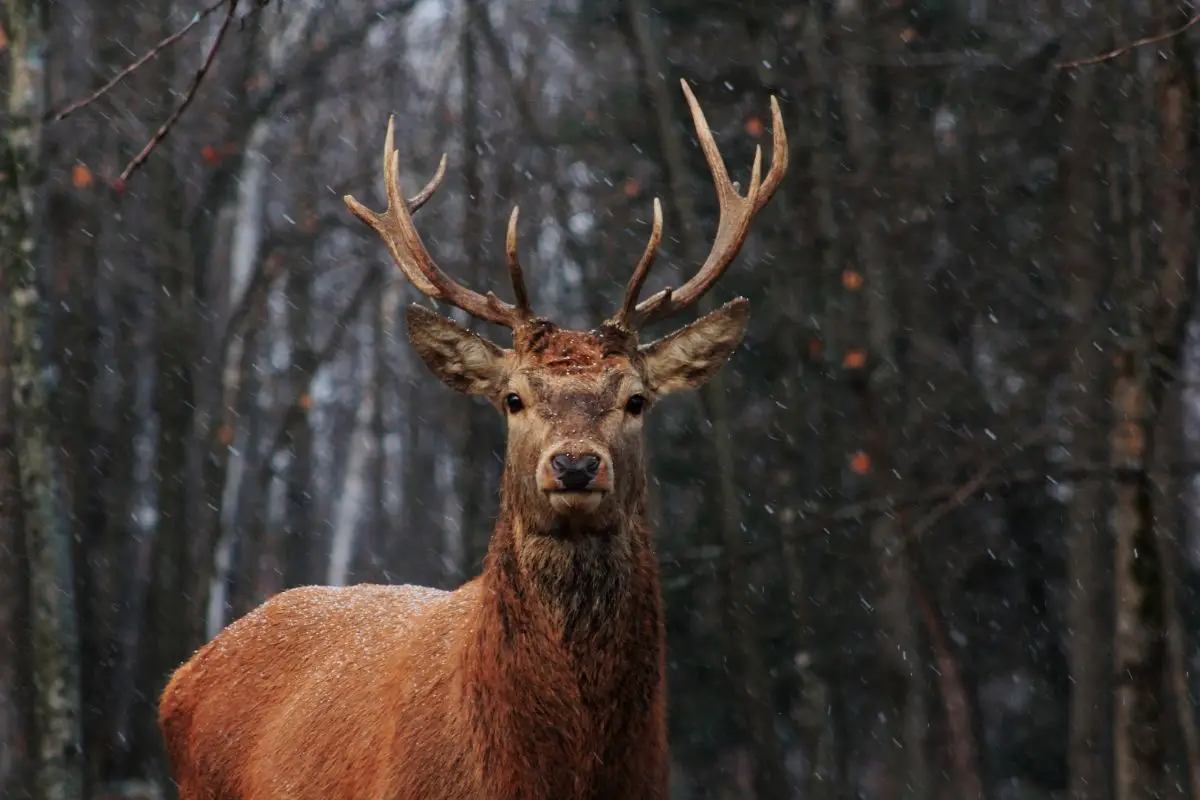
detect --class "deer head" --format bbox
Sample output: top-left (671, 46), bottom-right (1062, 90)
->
top-left (344, 80), bottom-right (787, 541)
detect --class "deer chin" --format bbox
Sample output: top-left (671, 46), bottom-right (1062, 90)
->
top-left (544, 489), bottom-right (607, 516)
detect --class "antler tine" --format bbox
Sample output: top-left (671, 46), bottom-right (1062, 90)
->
top-left (757, 95), bottom-right (789, 213)
top-left (505, 206), bottom-right (532, 315)
top-left (628, 81), bottom-right (788, 330)
top-left (607, 198), bottom-right (663, 331)
top-left (343, 116), bottom-right (529, 329)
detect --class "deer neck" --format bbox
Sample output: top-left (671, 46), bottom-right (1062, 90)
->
top-left (458, 502), bottom-right (665, 796)
top-left (471, 457), bottom-right (661, 638)
top-left (494, 509), bottom-right (647, 640)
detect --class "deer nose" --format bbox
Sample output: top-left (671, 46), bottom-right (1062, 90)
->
top-left (550, 453), bottom-right (602, 491)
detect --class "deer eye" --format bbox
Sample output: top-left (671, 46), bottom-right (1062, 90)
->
top-left (624, 394), bottom-right (647, 416)
top-left (504, 393), bottom-right (524, 414)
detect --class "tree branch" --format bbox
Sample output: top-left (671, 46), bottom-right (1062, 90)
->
top-left (672, 458), bottom-right (1200, 565)
top-left (907, 427), bottom-right (1049, 540)
top-left (1057, 10), bottom-right (1200, 69)
top-left (246, 0), bottom-right (421, 123)
top-left (117, 0), bottom-right (239, 186)
top-left (45, 0), bottom-right (229, 123)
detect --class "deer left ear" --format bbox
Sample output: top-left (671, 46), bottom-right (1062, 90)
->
top-left (405, 304), bottom-right (510, 396)
top-left (639, 298), bottom-right (750, 396)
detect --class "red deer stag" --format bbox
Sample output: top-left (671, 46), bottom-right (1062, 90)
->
top-left (159, 79), bottom-right (787, 800)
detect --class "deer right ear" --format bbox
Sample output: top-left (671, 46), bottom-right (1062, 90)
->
top-left (639, 298), bottom-right (750, 396)
top-left (405, 304), bottom-right (509, 397)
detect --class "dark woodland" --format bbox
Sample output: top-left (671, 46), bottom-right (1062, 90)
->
top-left (3, 0), bottom-right (1200, 798)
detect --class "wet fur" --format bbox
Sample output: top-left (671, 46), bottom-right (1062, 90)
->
top-left (159, 300), bottom-right (748, 799)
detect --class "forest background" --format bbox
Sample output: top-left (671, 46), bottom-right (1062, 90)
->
top-left (3, 0), bottom-right (1200, 798)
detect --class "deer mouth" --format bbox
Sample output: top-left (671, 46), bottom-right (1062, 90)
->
top-left (544, 487), bottom-right (608, 514)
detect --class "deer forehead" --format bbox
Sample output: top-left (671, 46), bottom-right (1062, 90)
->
top-left (514, 369), bottom-right (637, 417)
top-left (511, 329), bottom-right (642, 388)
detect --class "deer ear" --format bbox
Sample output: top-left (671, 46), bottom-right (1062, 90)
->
top-left (639, 298), bottom-right (750, 396)
top-left (405, 304), bottom-right (509, 396)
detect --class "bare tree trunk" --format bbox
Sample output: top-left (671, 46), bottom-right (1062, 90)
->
top-left (353, 269), bottom-right (397, 585)
top-left (282, 176), bottom-right (317, 588)
top-left (209, 315), bottom-right (267, 634)
top-left (623, 3), bottom-right (791, 796)
top-left (1113, 9), bottom-right (1197, 795)
top-left (1111, 350), bottom-right (1163, 800)
top-left (1057, 36), bottom-right (1114, 800)
top-left (832, 0), bottom-right (929, 794)
top-left (0, 162), bottom-right (35, 800)
top-left (328, 330), bottom-right (377, 587)
top-left (798, 13), bottom-right (857, 797)
top-left (2, 1), bottom-right (83, 797)
top-left (1158, 397), bottom-right (1200, 800)
top-left (453, 0), bottom-right (488, 578)
top-left (914, 571), bottom-right (985, 799)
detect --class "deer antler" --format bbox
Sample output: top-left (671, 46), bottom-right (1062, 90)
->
top-left (611, 80), bottom-right (788, 331)
top-left (344, 116), bottom-right (534, 329)
top-left (609, 198), bottom-right (664, 331)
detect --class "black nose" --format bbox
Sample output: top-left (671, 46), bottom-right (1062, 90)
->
top-left (550, 453), bottom-right (601, 491)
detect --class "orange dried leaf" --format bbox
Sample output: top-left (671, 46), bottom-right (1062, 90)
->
top-left (744, 117), bottom-right (764, 138)
top-left (850, 451), bottom-right (872, 475)
top-left (298, 393), bottom-right (314, 411)
top-left (900, 27), bottom-right (919, 43)
top-left (71, 163), bottom-right (93, 189)
top-left (201, 145), bottom-right (221, 165)
top-left (807, 337), bottom-right (823, 360)
top-left (623, 178), bottom-right (640, 198)
top-left (217, 424), bottom-right (235, 446)
top-left (843, 349), bottom-right (867, 369)
top-left (842, 270), bottom-right (863, 290)
top-left (1113, 421), bottom-right (1145, 457)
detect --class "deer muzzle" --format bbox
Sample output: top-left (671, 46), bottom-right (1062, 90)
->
top-left (539, 444), bottom-right (613, 513)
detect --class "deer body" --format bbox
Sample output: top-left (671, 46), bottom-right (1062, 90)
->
top-left (162, 530), bottom-right (665, 798)
top-left (160, 80), bottom-right (786, 800)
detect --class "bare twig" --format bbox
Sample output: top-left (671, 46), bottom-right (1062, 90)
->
top-left (45, 0), bottom-right (229, 123)
top-left (908, 427), bottom-right (1048, 540)
top-left (816, 460), bottom-right (1200, 535)
top-left (1057, 10), bottom-right (1200, 69)
top-left (671, 459), bottom-right (1200, 565)
top-left (117, 0), bottom-right (239, 186)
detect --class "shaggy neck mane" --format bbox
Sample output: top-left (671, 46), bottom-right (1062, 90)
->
top-left (462, 462), bottom-right (662, 673)
top-left (486, 492), bottom-right (650, 643)
top-left (454, 465), bottom-right (664, 796)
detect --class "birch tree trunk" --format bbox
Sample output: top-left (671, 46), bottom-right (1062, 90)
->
top-left (2, 0), bottom-right (84, 797)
